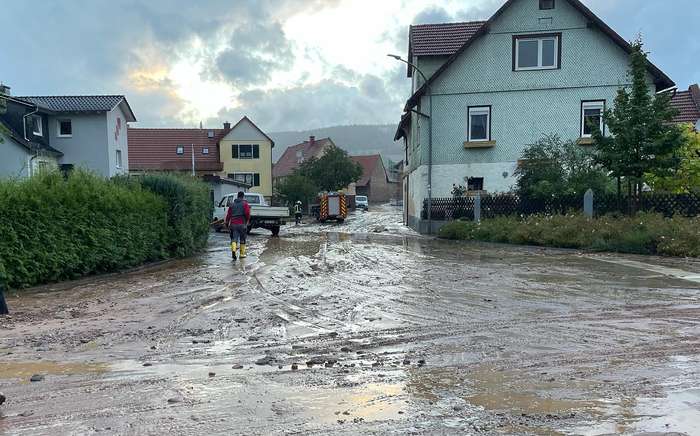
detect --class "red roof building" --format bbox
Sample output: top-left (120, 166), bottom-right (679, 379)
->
top-left (273, 136), bottom-right (336, 179)
top-left (128, 126), bottom-right (227, 173)
top-left (350, 154), bottom-right (395, 204)
top-left (670, 84), bottom-right (700, 127)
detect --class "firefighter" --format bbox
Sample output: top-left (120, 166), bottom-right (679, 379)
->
top-left (294, 201), bottom-right (303, 225)
top-left (225, 191), bottom-right (251, 260)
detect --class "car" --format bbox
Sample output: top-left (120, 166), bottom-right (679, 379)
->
top-left (213, 193), bottom-right (289, 236)
top-left (355, 195), bottom-right (369, 211)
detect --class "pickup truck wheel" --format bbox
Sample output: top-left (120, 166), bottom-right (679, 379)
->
top-left (271, 225), bottom-right (280, 237)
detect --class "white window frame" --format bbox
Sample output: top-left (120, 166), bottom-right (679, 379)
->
top-left (514, 35), bottom-right (559, 71)
top-left (31, 115), bottom-right (43, 136)
top-left (467, 106), bottom-right (491, 142)
top-left (57, 119), bottom-right (72, 138)
top-left (581, 100), bottom-right (605, 138)
top-left (176, 146), bottom-right (184, 155)
top-left (116, 149), bottom-right (123, 168)
top-left (202, 147), bottom-right (209, 155)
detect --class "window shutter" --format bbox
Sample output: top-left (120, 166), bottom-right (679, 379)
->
top-left (253, 144), bottom-right (259, 159)
top-left (253, 174), bottom-right (260, 187)
top-left (232, 145), bottom-right (238, 159)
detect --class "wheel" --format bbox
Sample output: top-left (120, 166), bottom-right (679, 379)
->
top-left (271, 225), bottom-right (280, 237)
top-left (337, 219), bottom-right (345, 224)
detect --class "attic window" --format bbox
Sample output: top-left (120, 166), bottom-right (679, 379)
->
top-left (202, 147), bottom-right (210, 155)
top-left (176, 146), bottom-right (184, 155)
top-left (539, 0), bottom-right (554, 10)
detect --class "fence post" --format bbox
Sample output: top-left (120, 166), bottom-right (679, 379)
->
top-left (474, 194), bottom-right (481, 223)
top-left (584, 189), bottom-right (594, 218)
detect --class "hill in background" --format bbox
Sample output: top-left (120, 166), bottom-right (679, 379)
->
top-left (269, 124), bottom-right (402, 164)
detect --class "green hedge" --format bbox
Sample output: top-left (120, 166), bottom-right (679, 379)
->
top-left (438, 213), bottom-right (700, 257)
top-left (137, 174), bottom-right (212, 258)
top-left (0, 171), bottom-right (211, 289)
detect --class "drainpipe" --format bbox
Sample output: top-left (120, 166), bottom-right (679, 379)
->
top-left (22, 105), bottom-right (39, 141)
top-left (191, 144), bottom-right (196, 177)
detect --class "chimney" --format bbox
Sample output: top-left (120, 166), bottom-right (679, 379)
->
top-left (309, 135), bottom-right (315, 146)
top-left (223, 121), bottom-right (231, 131)
top-left (690, 84), bottom-right (700, 111)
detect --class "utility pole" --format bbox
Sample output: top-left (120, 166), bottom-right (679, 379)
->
top-left (191, 144), bottom-right (195, 177)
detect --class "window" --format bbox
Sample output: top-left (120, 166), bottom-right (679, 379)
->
top-left (514, 34), bottom-right (560, 71)
top-left (244, 194), bottom-right (261, 204)
top-left (539, 0), bottom-right (554, 10)
top-left (176, 146), bottom-right (184, 155)
top-left (202, 147), bottom-right (209, 155)
top-left (467, 106), bottom-right (491, 142)
top-left (30, 115), bottom-right (42, 136)
top-left (467, 177), bottom-right (484, 191)
top-left (581, 100), bottom-right (605, 137)
top-left (57, 119), bottom-right (72, 137)
top-left (229, 173), bottom-right (261, 187)
top-left (232, 144), bottom-right (260, 159)
top-left (116, 150), bottom-right (123, 168)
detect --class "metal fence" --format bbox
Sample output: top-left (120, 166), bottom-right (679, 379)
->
top-left (423, 192), bottom-right (700, 221)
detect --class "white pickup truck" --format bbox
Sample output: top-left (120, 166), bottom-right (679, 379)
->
top-left (213, 193), bottom-right (289, 236)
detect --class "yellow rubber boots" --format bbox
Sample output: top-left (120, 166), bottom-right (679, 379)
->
top-left (240, 244), bottom-right (247, 259)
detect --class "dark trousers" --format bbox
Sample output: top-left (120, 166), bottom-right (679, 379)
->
top-left (0, 284), bottom-right (8, 315)
top-left (229, 224), bottom-right (247, 245)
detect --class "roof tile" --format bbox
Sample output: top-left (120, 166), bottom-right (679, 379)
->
top-left (670, 87), bottom-right (700, 125)
top-left (410, 21), bottom-right (486, 57)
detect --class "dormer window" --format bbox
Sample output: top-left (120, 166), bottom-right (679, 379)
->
top-left (513, 33), bottom-right (560, 71)
top-left (176, 146), bottom-right (184, 155)
top-left (539, 0), bottom-right (554, 10)
top-left (30, 115), bottom-right (42, 136)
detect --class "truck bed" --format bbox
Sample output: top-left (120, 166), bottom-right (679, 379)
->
top-left (251, 206), bottom-right (290, 219)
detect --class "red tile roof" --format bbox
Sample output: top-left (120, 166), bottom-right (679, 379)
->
top-left (670, 85), bottom-right (700, 125)
top-left (273, 137), bottom-right (335, 178)
top-left (351, 154), bottom-right (385, 187)
top-left (128, 128), bottom-right (225, 172)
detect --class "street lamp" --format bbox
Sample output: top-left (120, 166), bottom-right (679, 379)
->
top-left (388, 54), bottom-right (433, 233)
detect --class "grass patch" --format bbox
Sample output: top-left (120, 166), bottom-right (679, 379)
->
top-left (438, 213), bottom-right (700, 257)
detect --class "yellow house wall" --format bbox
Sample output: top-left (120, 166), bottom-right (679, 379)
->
top-left (219, 139), bottom-right (273, 198)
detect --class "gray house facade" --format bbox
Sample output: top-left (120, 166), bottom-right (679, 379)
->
top-left (394, 0), bottom-right (674, 233)
top-left (0, 91), bottom-right (136, 179)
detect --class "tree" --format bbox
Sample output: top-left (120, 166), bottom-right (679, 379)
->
top-left (275, 172), bottom-right (319, 208)
top-left (592, 37), bottom-right (684, 210)
top-left (646, 124), bottom-right (700, 194)
top-left (515, 134), bottom-right (612, 200)
top-left (298, 145), bottom-right (363, 192)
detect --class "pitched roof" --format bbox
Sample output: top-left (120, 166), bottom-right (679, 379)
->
top-left (15, 95), bottom-right (137, 122)
top-left (128, 127), bottom-right (225, 172)
top-left (670, 85), bottom-right (700, 125)
top-left (351, 154), bottom-right (385, 187)
top-left (407, 21), bottom-right (486, 77)
top-left (0, 119), bottom-right (63, 156)
top-left (273, 137), bottom-right (336, 178)
top-left (404, 0), bottom-right (675, 110)
top-left (228, 116), bottom-right (276, 147)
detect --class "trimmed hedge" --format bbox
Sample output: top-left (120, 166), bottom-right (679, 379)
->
top-left (438, 213), bottom-right (700, 257)
top-left (0, 171), bottom-right (211, 289)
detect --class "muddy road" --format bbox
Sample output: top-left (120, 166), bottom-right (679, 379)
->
top-left (1, 207), bottom-right (699, 435)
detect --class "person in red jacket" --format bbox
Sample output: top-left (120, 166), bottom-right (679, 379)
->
top-left (225, 192), bottom-right (251, 260)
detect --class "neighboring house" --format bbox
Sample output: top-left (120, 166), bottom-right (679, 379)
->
top-left (394, 0), bottom-right (675, 232)
top-left (351, 155), bottom-right (393, 204)
top-left (128, 116), bottom-right (272, 201)
top-left (273, 136), bottom-right (336, 181)
top-left (218, 116), bottom-right (275, 200)
top-left (0, 88), bottom-right (136, 179)
top-left (670, 84), bottom-right (700, 130)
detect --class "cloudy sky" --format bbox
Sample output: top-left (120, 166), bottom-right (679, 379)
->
top-left (1, 0), bottom-right (698, 131)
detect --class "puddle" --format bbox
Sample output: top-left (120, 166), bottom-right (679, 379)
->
top-left (577, 389), bottom-right (700, 435)
top-left (0, 361), bottom-right (109, 380)
top-left (288, 383), bottom-right (405, 424)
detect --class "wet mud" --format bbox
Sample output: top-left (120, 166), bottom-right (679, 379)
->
top-left (1, 207), bottom-right (699, 435)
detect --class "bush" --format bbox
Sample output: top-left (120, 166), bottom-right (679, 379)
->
top-left (438, 213), bottom-right (700, 257)
top-left (0, 171), bottom-right (212, 289)
top-left (137, 174), bottom-right (212, 258)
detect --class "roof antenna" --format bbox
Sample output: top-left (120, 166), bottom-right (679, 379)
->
top-left (199, 121), bottom-right (203, 129)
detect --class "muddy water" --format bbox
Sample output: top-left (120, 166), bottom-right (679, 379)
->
top-left (1, 209), bottom-right (699, 435)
